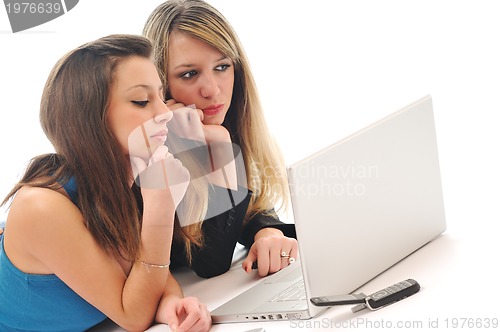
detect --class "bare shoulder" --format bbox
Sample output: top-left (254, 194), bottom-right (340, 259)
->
top-left (5, 186), bottom-right (86, 273)
top-left (9, 185), bottom-right (81, 226)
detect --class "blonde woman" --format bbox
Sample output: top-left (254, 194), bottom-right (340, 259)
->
top-left (144, 0), bottom-right (298, 278)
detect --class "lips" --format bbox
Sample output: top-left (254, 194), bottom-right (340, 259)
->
top-left (151, 129), bottom-right (168, 142)
top-left (202, 104), bottom-right (224, 117)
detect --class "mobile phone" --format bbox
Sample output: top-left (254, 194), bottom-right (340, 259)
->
top-left (365, 279), bottom-right (420, 310)
top-left (310, 279), bottom-right (420, 310)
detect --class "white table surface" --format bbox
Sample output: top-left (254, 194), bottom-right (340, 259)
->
top-left (91, 224), bottom-right (500, 331)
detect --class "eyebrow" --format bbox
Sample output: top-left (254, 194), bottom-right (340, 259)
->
top-left (172, 56), bottom-right (230, 70)
top-left (125, 84), bottom-right (164, 93)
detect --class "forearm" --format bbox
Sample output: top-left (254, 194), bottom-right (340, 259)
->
top-left (155, 274), bottom-right (184, 324)
top-left (118, 190), bottom-right (175, 330)
top-left (239, 210), bottom-right (297, 248)
top-left (199, 123), bottom-right (236, 190)
top-left (206, 158), bottom-right (237, 190)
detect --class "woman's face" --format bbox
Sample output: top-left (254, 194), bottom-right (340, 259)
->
top-left (107, 55), bottom-right (172, 161)
top-left (166, 32), bottom-right (235, 126)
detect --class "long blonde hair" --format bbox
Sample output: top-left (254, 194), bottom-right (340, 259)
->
top-left (143, 0), bottom-right (289, 261)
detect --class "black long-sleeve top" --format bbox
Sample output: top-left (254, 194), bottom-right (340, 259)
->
top-left (169, 185), bottom-right (296, 278)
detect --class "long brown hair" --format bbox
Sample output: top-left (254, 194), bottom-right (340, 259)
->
top-left (144, 0), bottom-right (289, 261)
top-left (1, 34), bottom-right (153, 262)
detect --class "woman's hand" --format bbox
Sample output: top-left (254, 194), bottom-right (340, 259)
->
top-left (166, 100), bottom-right (206, 143)
top-left (242, 228), bottom-right (299, 277)
top-left (130, 144), bottom-right (190, 210)
top-left (166, 99), bottom-right (232, 144)
top-left (166, 99), bottom-right (236, 189)
top-left (156, 295), bottom-right (212, 332)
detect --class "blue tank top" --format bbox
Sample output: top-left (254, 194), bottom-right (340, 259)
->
top-left (0, 179), bottom-right (107, 331)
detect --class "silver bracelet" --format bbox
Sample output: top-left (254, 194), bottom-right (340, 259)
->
top-left (141, 260), bottom-right (170, 273)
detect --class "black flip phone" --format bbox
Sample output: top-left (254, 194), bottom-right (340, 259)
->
top-left (310, 279), bottom-right (420, 310)
top-left (365, 279), bottom-right (420, 310)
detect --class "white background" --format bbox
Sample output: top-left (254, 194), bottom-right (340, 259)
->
top-left (1, 1), bottom-right (499, 243)
top-left (1, 1), bottom-right (500, 330)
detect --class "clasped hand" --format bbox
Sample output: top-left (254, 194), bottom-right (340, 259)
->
top-left (242, 228), bottom-right (299, 277)
top-left (166, 99), bottom-right (232, 144)
top-left (128, 117), bottom-right (190, 210)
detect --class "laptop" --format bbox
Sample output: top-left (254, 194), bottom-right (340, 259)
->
top-left (211, 95), bottom-right (446, 323)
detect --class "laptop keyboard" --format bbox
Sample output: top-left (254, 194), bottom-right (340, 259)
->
top-left (267, 280), bottom-right (306, 302)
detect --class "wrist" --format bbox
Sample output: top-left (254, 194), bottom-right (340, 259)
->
top-left (203, 124), bottom-right (231, 143)
top-left (155, 293), bottom-right (182, 324)
top-left (254, 227), bottom-right (284, 241)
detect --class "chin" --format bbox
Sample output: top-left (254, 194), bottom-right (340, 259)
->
top-left (203, 118), bottom-right (224, 126)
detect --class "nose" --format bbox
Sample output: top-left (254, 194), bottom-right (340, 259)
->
top-left (154, 102), bottom-right (173, 124)
top-left (200, 73), bottom-right (221, 99)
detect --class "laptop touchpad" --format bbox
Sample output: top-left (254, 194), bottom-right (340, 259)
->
top-left (264, 264), bottom-right (302, 284)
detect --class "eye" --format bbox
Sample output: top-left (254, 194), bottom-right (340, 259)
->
top-left (180, 70), bottom-right (197, 79)
top-left (215, 64), bottom-right (231, 72)
top-left (132, 100), bottom-right (149, 107)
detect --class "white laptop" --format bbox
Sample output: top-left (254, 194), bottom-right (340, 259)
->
top-left (211, 95), bottom-right (446, 323)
